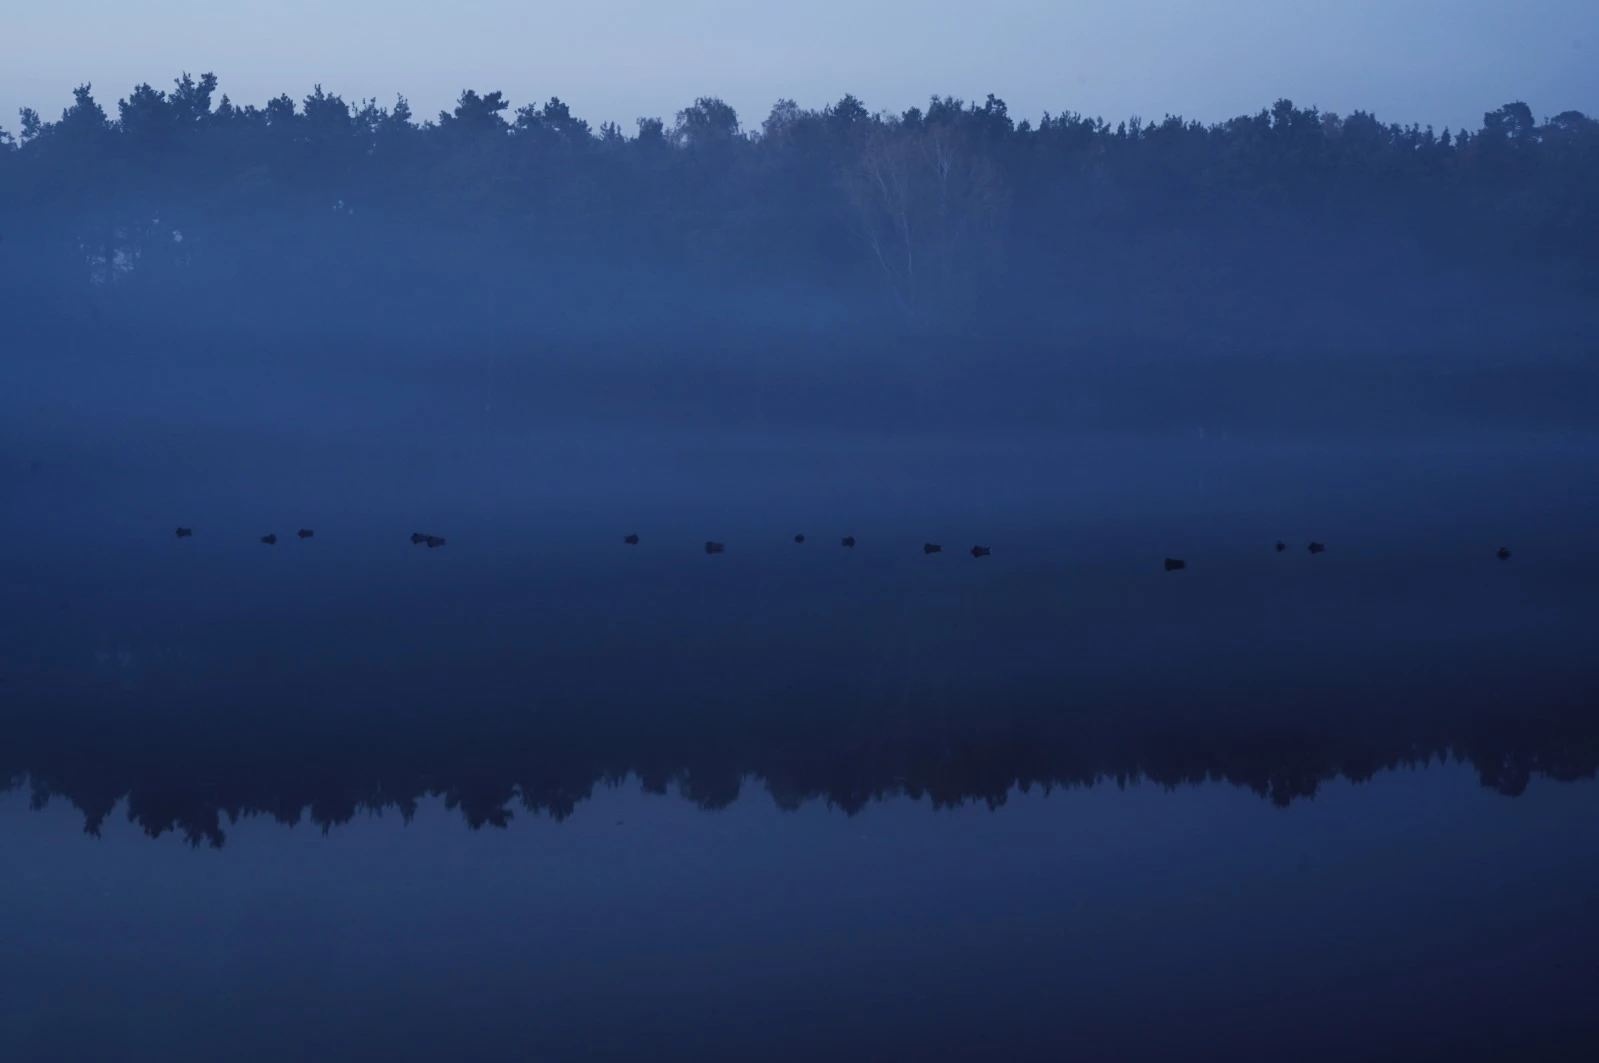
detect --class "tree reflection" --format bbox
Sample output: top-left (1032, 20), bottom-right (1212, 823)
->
top-left (3, 684), bottom-right (1595, 848)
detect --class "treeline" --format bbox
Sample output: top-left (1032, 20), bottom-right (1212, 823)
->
top-left (6, 693), bottom-right (1596, 846)
top-left (2, 74), bottom-right (1598, 349)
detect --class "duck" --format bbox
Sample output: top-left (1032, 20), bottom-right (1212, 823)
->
top-left (794, 534), bottom-right (806, 544)
top-left (297, 529), bottom-right (314, 539)
top-left (624, 534), bottom-right (639, 545)
top-left (175, 527), bottom-right (193, 539)
top-left (1274, 541), bottom-right (1286, 553)
top-left (1164, 558), bottom-right (1186, 571)
top-left (1497, 546), bottom-right (1512, 561)
top-left (704, 541), bottom-right (725, 555)
top-left (261, 533), bottom-right (277, 545)
top-left (410, 532), bottom-right (430, 545)
top-left (841, 536), bottom-right (856, 548)
top-left (970, 545), bottom-right (991, 558)
top-left (424, 535), bottom-right (446, 549)
top-left (923, 543), bottom-right (942, 555)
top-left (1308, 542), bottom-right (1326, 554)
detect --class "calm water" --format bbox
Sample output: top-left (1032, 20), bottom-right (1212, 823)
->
top-left (4, 354), bottom-right (1599, 1061)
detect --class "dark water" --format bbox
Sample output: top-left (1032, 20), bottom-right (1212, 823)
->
top-left (3, 352), bottom-right (1599, 1061)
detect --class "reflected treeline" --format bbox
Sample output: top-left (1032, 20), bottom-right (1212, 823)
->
top-left (4, 683), bottom-right (1595, 847)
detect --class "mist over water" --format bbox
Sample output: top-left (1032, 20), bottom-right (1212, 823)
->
top-left (4, 71), bottom-right (1599, 1063)
top-left (6, 338), bottom-right (1598, 809)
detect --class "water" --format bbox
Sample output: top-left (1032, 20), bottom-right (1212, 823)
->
top-left (6, 768), bottom-right (1597, 1062)
top-left (3, 350), bottom-right (1598, 1060)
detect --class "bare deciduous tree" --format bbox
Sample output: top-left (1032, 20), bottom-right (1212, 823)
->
top-left (844, 113), bottom-right (1006, 322)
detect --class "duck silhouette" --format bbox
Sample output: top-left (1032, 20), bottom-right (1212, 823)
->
top-left (175, 527), bottom-right (193, 539)
top-left (970, 545), bottom-right (991, 558)
top-left (410, 532), bottom-right (429, 544)
top-left (261, 534), bottom-right (277, 545)
top-left (794, 534), bottom-right (806, 544)
top-left (1497, 546), bottom-right (1512, 560)
top-left (1308, 542), bottom-right (1326, 554)
top-left (297, 529), bottom-right (314, 539)
top-left (1164, 558), bottom-right (1186, 571)
top-left (923, 543), bottom-right (942, 554)
top-left (424, 535), bottom-right (446, 549)
top-left (1274, 541), bottom-right (1286, 553)
top-left (624, 533), bottom-right (639, 545)
top-left (704, 541), bottom-right (725, 555)
top-left (841, 536), bottom-right (856, 548)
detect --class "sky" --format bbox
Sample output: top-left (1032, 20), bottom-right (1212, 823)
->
top-left (3, 0), bottom-right (1595, 137)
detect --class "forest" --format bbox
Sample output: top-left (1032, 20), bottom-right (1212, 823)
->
top-left (3, 73), bottom-right (1597, 356)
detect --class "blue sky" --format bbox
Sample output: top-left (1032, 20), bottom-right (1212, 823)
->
top-left (4, 0), bottom-right (1595, 135)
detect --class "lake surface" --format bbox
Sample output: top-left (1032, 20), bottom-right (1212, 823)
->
top-left (3, 352), bottom-right (1599, 1061)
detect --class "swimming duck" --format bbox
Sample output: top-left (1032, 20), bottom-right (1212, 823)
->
top-left (261, 534), bottom-right (277, 545)
top-left (841, 536), bottom-right (856, 548)
top-left (297, 529), bottom-right (314, 539)
top-left (970, 545), bottom-right (991, 558)
top-left (624, 534), bottom-right (639, 545)
top-left (1308, 542), bottom-right (1326, 554)
top-left (923, 543), bottom-right (942, 555)
top-left (175, 527), bottom-right (193, 538)
top-left (705, 541), bottom-right (725, 555)
top-left (1164, 557), bottom-right (1186, 571)
top-left (1497, 546), bottom-right (1511, 560)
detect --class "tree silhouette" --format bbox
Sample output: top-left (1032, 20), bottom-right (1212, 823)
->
top-left (1, 75), bottom-right (1595, 347)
